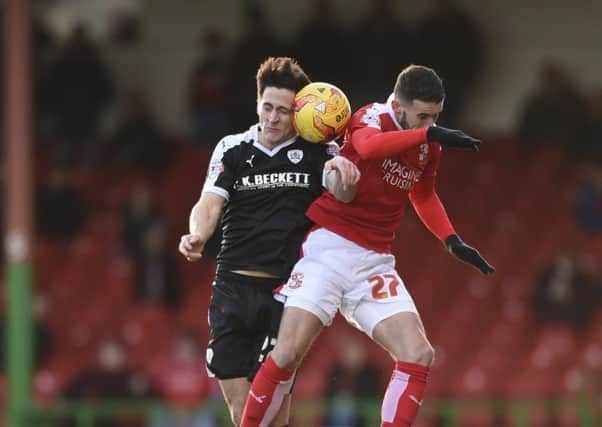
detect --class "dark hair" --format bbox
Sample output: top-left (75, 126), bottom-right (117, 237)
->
top-left (394, 65), bottom-right (445, 104)
top-left (256, 57), bottom-right (311, 101)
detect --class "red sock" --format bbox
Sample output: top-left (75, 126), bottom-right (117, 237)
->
top-left (240, 355), bottom-right (294, 427)
top-left (381, 361), bottom-right (429, 427)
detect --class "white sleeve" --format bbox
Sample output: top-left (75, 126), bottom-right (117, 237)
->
top-left (202, 138), bottom-right (232, 200)
top-left (321, 141), bottom-right (340, 188)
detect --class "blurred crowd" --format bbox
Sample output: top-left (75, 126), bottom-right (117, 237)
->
top-left (0, 0), bottom-right (601, 426)
top-left (187, 0), bottom-right (484, 138)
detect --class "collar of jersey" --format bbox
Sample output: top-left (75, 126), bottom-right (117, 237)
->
top-left (251, 126), bottom-right (298, 157)
top-left (386, 93), bottom-right (403, 130)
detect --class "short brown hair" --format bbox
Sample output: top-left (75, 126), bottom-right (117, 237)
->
top-left (394, 65), bottom-right (445, 104)
top-left (256, 57), bottom-right (311, 101)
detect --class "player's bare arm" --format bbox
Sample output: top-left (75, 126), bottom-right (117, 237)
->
top-left (178, 192), bottom-right (225, 262)
top-left (324, 156), bottom-right (360, 203)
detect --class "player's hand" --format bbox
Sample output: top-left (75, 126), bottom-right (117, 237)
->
top-left (324, 156), bottom-right (360, 190)
top-left (445, 234), bottom-right (495, 275)
top-left (178, 234), bottom-right (205, 262)
top-left (427, 125), bottom-right (481, 152)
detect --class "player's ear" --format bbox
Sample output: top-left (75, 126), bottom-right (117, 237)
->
top-left (391, 99), bottom-right (402, 114)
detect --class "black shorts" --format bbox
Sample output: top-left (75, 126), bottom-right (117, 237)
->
top-left (207, 270), bottom-right (284, 381)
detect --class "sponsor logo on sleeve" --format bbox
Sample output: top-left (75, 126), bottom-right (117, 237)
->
top-left (418, 143), bottom-right (429, 166)
top-left (360, 105), bottom-right (382, 129)
top-left (326, 143), bottom-right (340, 156)
top-left (207, 160), bottom-right (224, 179)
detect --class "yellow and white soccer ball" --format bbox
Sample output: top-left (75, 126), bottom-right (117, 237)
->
top-left (292, 82), bottom-right (351, 143)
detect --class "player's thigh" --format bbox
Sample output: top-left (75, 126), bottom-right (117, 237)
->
top-left (342, 266), bottom-right (418, 338)
top-left (340, 264), bottom-right (433, 362)
top-left (248, 294), bottom-right (285, 380)
top-left (279, 232), bottom-right (349, 329)
top-left (218, 377), bottom-right (251, 423)
top-left (207, 278), bottom-right (261, 379)
top-left (279, 265), bottom-right (343, 328)
top-left (371, 311), bottom-right (434, 364)
top-left (271, 306), bottom-right (324, 369)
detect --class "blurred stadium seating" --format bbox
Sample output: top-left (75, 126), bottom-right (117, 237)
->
top-left (2, 137), bottom-right (599, 425)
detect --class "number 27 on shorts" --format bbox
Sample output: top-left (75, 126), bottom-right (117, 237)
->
top-left (369, 274), bottom-right (400, 300)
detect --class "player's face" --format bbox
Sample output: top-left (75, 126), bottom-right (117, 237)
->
top-left (393, 99), bottom-right (444, 129)
top-left (257, 87), bottom-right (296, 148)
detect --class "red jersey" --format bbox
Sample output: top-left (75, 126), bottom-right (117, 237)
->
top-left (307, 95), bottom-right (453, 253)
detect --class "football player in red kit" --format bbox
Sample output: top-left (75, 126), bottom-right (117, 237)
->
top-left (240, 65), bottom-right (495, 427)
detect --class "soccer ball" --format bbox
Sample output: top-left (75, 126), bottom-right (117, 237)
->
top-left (292, 82), bottom-right (351, 143)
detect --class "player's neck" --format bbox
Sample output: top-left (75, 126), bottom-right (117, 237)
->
top-left (258, 133), bottom-right (296, 151)
top-left (258, 138), bottom-right (279, 151)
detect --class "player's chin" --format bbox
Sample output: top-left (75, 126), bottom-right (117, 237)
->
top-left (265, 127), bottom-right (284, 138)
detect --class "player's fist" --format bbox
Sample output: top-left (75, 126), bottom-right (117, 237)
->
top-left (325, 156), bottom-right (361, 190)
top-left (445, 234), bottom-right (495, 275)
top-left (427, 125), bottom-right (481, 152)
top-left (178, 234), bottom-right (205, 262)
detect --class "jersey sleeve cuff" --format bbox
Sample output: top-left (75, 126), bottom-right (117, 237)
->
top-left (202, 186), bottom-right (230, 201)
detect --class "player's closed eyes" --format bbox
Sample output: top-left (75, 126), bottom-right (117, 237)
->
top-left (262, 104), bottom-right (289, 115)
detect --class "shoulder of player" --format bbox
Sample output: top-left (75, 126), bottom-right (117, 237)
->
top-left (215, 127), bottom-right (257, 158)
top-left (221, 126), bottom-right (257, 149)
top-left (294, 138), bottom-right (340, 158)
top-left (352, 101), bottom-right (387, 118)
top-left (349, 101), bottom-right (387, 128)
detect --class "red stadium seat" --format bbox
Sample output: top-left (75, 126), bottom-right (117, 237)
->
top-left (120, 305), bottom-right (173, 367)
top-left (505, 326), bottom-right (579, 397)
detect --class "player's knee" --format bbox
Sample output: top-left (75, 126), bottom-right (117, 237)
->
top-left (404, 342), bottom-right (435, 366)
top-left (416, 342), bottom-right (435, 366)
top-left (272, 343), bottom-right (304, 370)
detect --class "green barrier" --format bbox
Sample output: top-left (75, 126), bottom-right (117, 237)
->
top-left (22, 397), bottom-right (597, 427)
top-left (27, 400), bottom-right (230, 427)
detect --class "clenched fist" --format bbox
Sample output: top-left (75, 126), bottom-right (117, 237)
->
top-left (178, 234), bottom-right (206, 261)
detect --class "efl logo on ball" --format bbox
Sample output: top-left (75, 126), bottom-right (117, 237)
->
top-left (293, 82), bottom-right (351, 144)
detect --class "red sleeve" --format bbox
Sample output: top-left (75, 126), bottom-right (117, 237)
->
top-left (408, 153), bottom-right (456, 241)
top-left (350, 127), bottom-right (428, 160)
